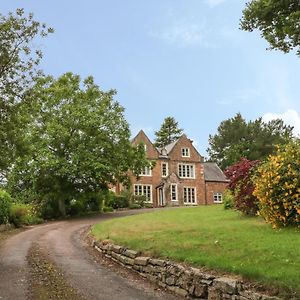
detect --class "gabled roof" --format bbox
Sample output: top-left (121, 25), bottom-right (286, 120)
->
top-left (164, 139), bottom-right (178, 154)
top-left (203, 162), bottom-right (229, 182)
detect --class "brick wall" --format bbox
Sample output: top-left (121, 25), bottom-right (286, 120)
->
top-left (205, 182), bottom-right (228, 205)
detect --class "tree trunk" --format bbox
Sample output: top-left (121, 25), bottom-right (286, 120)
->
top-left (58, 198), bottom-right (66, 217)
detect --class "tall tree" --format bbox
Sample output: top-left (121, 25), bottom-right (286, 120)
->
top-left (240, 1), bottom-right (300, 56)
top-left (0, 9), bottom-right (53, 179)
top-left (207, 113), bottom-right (294, 170)
top-left (8, 73), bottom-right (148, 216)
top-left (154, 117), bottom-right (183, 148)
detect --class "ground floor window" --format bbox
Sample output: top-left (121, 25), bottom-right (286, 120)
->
top-left (171, 184), bottom-right (177, 201)
top-left (134, 184), bottom-right (152, 202)
top-left (183, 187), bottom-right (196, 204)
top-left (213, 192), bottom-right (223, 203)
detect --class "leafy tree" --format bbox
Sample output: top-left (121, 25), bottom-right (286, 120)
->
top-left (208, 113), bottom-right (293, 170)
top-left (8, 73), bottom-right (148, 216)
top-left (154, 116), bottom-right (183, 148)
top-left (224, 158), bottom-right (260, 215)
top-left (240, 1), bottom-right (300, 56)
top-left (0, 9), bottom-right (53, 179)
top-left (254, 140), bottom-right (300, 228)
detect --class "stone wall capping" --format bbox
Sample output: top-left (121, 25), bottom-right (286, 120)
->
top-left (92, 240), bottom-right (283, 300)
top-left (149, 258), bottom-right (166, 267)
top-left (123, 249), bottom-right (139, 259)
top-left (134, 256), bottom-right (150, 266)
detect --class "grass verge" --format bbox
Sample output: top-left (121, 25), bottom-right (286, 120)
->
top-left (91, 206), bottom-right (300, 298)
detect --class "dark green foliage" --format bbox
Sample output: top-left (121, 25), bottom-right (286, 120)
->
top-left (102, 206), bottom-right (114, 213)
top-left (108, 195), bottom-right (129, 209)
top-left (207, 113), bottom-right (293, 170)
top-left (241, 1), bottom-right (300, 56)
top-left (129, 203), bottom-right (142, 209)
top-left (0, 189), bottom-right (13, 224)
top-left (9, 73), bottom-right (148, 217)
top-left (154, 116), bottom-right (183, 148)
top-left (0, 9), bottom-right (53, 178)
top-left (131, 195), bottom-right (147, 207)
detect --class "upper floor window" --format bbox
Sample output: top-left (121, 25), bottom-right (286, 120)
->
top-left (140, 166), bottom-right (152, 176)
top-left (213, 192), bottom-right (223, 203)
top-left (161, 162), bottom-right (168, 177)
top-left (181, 147), bottom-right (190, 157)
top-left (178, 163), bottom-right (195, 179)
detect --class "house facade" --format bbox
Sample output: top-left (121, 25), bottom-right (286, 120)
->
top-left (130, 130), bottom-right (228, 207)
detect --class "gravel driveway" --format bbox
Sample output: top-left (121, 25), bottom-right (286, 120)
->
top-left (0, 210), bottom-right (179, 300)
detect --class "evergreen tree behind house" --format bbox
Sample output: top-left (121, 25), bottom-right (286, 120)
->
top-left (154, 117), bottom-right (183, 148)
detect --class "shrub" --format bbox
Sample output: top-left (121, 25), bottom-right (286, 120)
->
top-left (253, 141), bottom-right (300, 228)
top-left (223, 189), bottom-right (234, 210)
top-left (103, 206), bottom-right (114, 213)
top-left (225, 158), bottom-right (260, 215)
top-left (129, 203), bottom-right (142, 209)
top-left (39, 197), bottom-right (61, 219)
top-left (68, 199), bottom-right (85, 216)
top-left (108, 195), bottom-right (129, 209)
top-left (9, 203), bottom-right (42, 227)
top-left (131, 195), bottom-right (147, 207)
top-left (0, 189), bottom-right (13, 224)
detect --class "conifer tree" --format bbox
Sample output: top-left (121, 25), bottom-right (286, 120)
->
top-left (154, 117), bottom-right (183, 148)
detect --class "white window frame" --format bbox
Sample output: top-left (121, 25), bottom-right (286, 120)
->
top-left (134, 184), bottom-right (152, 203)
top-left (140, 166), bottom-right (152, 176)
top-left (170, 184), bottom-right (178, 201)
top-left (183, 187), bottom-right (197, 204)
top-left (178, 163), bottom-right (195, 179)
top-left (161, 162), bottom-right (168, 177)
top-left (213, 192), bottom-right (223, 203)
top-left (181, 147), bottom-right (190, 157)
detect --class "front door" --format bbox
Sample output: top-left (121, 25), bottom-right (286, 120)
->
top-left (158, 187), bottom-right (165, 206)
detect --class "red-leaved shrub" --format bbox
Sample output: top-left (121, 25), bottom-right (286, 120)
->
top-left (224, 158), bottom-right (260, 215)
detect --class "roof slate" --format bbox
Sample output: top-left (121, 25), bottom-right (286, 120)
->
top-left (203, 162), bottom-right (229, 182)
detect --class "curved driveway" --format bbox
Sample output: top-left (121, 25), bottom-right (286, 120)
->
top-left (0, 210), bottom-right (179, 300)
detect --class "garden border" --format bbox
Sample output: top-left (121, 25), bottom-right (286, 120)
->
top-left (91, 239), bottom-right (281, 300)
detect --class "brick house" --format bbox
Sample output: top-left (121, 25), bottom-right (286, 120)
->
top-left (130, 130), bottom-right (228, 207)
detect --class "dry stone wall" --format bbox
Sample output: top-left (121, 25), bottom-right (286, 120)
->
top-left (92, 240), bottom-right (281, 300)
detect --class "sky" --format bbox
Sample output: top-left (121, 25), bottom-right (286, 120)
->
top-left (1, 0), bottom-right (300, 156)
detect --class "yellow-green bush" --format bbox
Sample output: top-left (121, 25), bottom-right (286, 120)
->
top-left (253, 141), bottom-right (300, 228)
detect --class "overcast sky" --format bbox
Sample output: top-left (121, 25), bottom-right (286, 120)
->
top-left (2, 0), bottom-right (300, 156)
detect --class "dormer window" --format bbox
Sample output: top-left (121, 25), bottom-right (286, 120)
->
top-left (181, 147), bottom-right (190, 157)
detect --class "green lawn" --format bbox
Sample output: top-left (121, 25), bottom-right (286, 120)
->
top-left (91, 206), bottom-right (300, 297)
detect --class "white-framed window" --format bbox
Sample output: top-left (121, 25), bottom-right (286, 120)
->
top-left (134, 184), bottom-right (152, 202)
top-left (161, 162), bottom-right (168, 177)
top-left (183, 187), bottom-right (196, 204)
top-left (140, 166), bottom-right (152, 176)
top-left (181, 147), bottom-right (190, 157)
top-left (213, 192), bottom-right (223, 203)
top-left (171, 184), bottom-right (178, 201)
top-left (178, 163), bottom-right (195, 178)
top-left (144, 144), bottom-right (147, 152)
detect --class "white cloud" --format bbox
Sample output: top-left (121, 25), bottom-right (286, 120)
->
top-left (205, 0), bottom-right (226, 7)
top-left (262, 109), bottom-right (300, 136)
top-left (150, 21), bottom-right (214, 48)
